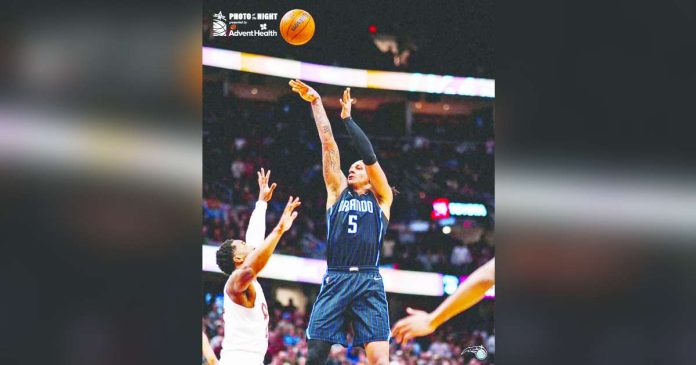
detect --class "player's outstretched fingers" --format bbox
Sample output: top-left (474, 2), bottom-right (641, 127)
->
top-left (286, 196), bottom-right (297, 210)
top-left (269, 183), bottom-right (277, 195)
top-left (346, 87), bottom-right (356, 104)
top-left (394, 323), bottom-right (411, 345)
top-left (392, 322), bottom-right (404, 342)
top-left (291, 196), bottom-right (301, 209)
top-left (289, 80), bottom-right (301, 93)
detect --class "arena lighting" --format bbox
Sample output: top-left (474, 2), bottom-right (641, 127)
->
top-left (442, 275), bottom-right (459, 295)
top-left (449, 202), bottom-right (487, 217)
top-left (437, 217), bottom-right (456, 226)
top-left (203, 246), bottom-right (445, 296)
top-left (431, 199), bottom-right (488, 219)
top-left (408, 220), bottom-right (430, 232)
top-left (431, 198), bottom-right (451, 219)
top-left (202, 47), bottom-right (495, 98)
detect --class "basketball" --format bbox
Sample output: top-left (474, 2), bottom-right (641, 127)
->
top-left (279, 9), bottom-right (315, 46)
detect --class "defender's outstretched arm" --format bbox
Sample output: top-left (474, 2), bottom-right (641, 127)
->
top-left (229, 197), bottom-right (301, 294)
top-left (245, 168), bottom-right (276, 248)
top-left (391, 258), bottom-right (495, 344)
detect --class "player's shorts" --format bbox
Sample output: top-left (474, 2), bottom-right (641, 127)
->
top-left (219, 350), bottom-right (264, 365)
top-left (306, 266), bottom-right (390, 347)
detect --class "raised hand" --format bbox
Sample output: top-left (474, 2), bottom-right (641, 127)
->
top-left (338, 87), bottom-right (357, 119)
top-left (257, 168), bottom-right (277, 202)
top-left (289, 79), bottom-right (319, 103)
top-left (276, 196), bottom-right (301, 233)
top-left (390, 307), bottom-right (437, 345)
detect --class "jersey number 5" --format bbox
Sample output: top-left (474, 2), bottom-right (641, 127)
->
top-left (348, 214), bottom-right (357, 233)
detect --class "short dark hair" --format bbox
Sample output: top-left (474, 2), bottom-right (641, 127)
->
top-left (216, 239), bottom-right (239, 275)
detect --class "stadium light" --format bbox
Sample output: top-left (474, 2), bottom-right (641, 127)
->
top-left (431, 198), bottom-right (451, 219)
top-left (202, 47), bottom-right (495, 98)
top-left (431, 199), bottom-right (488, 219)
top-left (442, 275), bottom-right (459, 295)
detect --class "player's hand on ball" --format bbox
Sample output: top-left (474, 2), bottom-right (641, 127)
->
top-left (289, 79), bottom-right (319, 102)
top-left (391, 307), bottom-right (437, 345)
top-left (277, 196), bottom-right (301, 232)
top-left (257, 168), bottom-right (277, 202)
top-left (339, 87), bottom-right (357, 119)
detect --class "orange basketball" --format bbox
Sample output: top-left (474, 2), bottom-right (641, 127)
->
top-left (279, 9), bottom-right (315, 46)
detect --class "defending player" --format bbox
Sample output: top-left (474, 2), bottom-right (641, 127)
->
top-left (216, 169), bottom-right (301, 365)
top-left (391, 258), bottom-right (495, 344)
top-left (289, 80), bottom-right (393, 365)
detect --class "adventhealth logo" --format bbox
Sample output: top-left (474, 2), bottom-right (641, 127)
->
top-left (228, 29), bottom-right (278, 37)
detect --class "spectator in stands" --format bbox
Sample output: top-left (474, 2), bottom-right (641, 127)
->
top-left (451, 244), bottom-right (473, 268)
top-left (428, 334), bottom-right (453, 358)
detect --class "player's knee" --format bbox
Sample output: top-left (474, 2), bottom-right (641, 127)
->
top-left (306, 340), bottom-right (332, 365)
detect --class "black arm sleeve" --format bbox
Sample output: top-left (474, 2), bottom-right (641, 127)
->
top-left (342, 117), bottom-right (377, 165)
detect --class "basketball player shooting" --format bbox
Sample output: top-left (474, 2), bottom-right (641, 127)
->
top-left (391, 258), bottom-right (495, 345)
top-left (289, 80), bottom-right (393, 365)
top-left (215, 169), bottom-right (301, 365)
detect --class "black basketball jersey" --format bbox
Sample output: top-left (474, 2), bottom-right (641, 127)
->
top-left (326, 188), bottom-right (388, 268)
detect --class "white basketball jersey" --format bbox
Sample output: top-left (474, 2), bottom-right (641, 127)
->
top-left (219, 279), bottom-right (269, 365)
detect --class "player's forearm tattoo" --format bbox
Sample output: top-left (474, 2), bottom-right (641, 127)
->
top-left (324, 148), bottom-right (340, 175)
top-left (311, 101), bottom-right (334, 143)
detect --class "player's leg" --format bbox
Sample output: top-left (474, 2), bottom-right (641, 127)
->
top-left (306, 339), bottom-right (332, 365)
top-left (364, 341), bottom-right (390, 365)
top-left (351, 271), bottom-right (391, 364)
top-left (306, 271), bottom-right (350, 363)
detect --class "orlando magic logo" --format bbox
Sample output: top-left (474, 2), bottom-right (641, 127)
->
top-left (461, 345), bottom-right (488, 360)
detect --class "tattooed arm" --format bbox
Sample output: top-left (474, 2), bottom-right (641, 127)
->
top-left (289, 79), bottom-right (348, 208)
